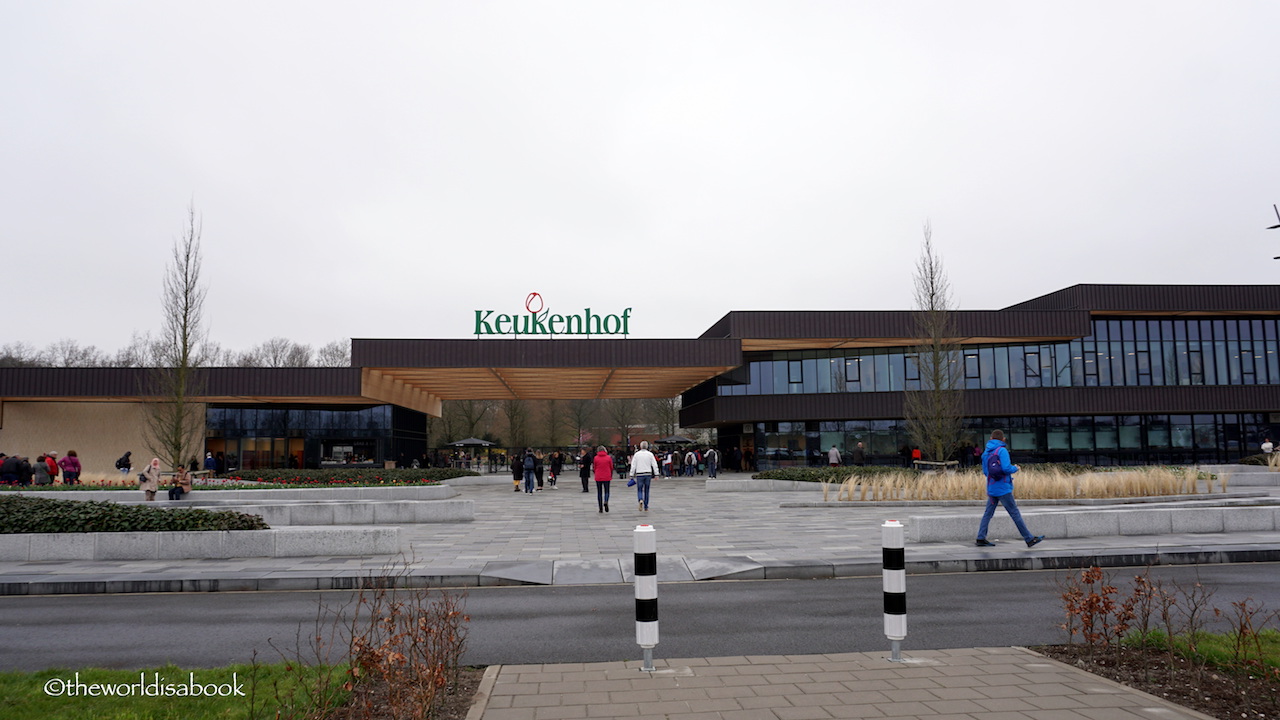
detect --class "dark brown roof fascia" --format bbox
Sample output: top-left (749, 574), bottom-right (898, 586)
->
top-left (351, 338), bottom-right (743, 369)
top-left (0, 367), bottom-right (363, 399)
top-left (696, 310), bottom-right (1090, 341)
top-left (1003, 284), bottom-right (1280, 313)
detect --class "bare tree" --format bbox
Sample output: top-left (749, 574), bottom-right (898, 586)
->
top-left (600, 398), bottom-right (641, 448)
top-left (499, 399), bottom-right (531, 447)
top-left (143, 204), bottom-right (209, 472)
top-left (439, 400), bottom-right (495, 443)
top-left (235, 337), bottom-right (313, 367)
top-left (903, 221), bottom-right (966, 464)
top-left (566, 399), bottom-right (598, 447)
top-left (109, 331), bottom-right (159, 367)
top-left (45, 338), bottom-right (105, 367)
top-left (644, 396), bottom-right (681, 438)
top-left (541, 399), bottom-right (567, 447)
top-left (316, 339), bottom-right (351, 367)
top-left (0, 342), bottom-right (44, 367)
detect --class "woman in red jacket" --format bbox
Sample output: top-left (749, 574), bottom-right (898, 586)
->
top-left (592, 445), bottom-right (614, 513)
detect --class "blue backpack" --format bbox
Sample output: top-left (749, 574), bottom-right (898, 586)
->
top-left (523, 454), bottom-right (535, 470)
top-left (985, 449), bottom-right (1006, 481)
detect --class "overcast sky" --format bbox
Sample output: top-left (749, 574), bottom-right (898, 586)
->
top-left (3, 2), bottom-right (1279, 356)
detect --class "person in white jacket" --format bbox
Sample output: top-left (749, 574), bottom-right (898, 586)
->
top-left (629, 441), bottom-right (661, 512)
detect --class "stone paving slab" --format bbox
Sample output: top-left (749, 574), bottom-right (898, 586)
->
top-left (475, 647), bottom-right (1215, 720)
top-left (552, 559), bottom-right (624, 585)
top-left (2, 480), bottom-right (1280, 594)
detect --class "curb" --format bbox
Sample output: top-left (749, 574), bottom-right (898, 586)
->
top-left (5, 544), bottom-right (1280, 595)
top-left (464, 665), bottom-right (501, 720)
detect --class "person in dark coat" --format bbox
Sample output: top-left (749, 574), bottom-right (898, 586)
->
top-left (578, 448), bottom-right (591, 493)
top-left (16, 456), bottom-right (34, 487)
top-left (548, 451), bottom-right (563, 489)
top-left (0, 454), bottom-right (18, 485)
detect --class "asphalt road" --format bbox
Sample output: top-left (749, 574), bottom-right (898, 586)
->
top-left (2, 564), bottom-right (1277, 671)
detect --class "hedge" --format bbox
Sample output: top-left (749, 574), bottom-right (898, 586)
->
top-left (0, 495), bottom-right (270, 533)
top-left (222, 468), bottom-right (479, 486)
top-left (752, 462), bottom-right (1097, 483)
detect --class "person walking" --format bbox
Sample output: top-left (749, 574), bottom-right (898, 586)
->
top-left (168, 465), bottom-right (192, 500)
top-left (511, 452), bottom-right (523, 492)
top-left (58, 450), bottom-right (82, 485)
top-left (975, 430), bottom-right (1043, 548)
top-left (828, 445), bottom-right (841, 467)
top-left (592, 445), bottom-right (614, 513)
top-left (683, 449), bottom-right (696, 477)
top-left (662, 450), bottom-right (673, 478)
top-left (534, 450), bottom-right (545, 491)
top-left (629, 440), bottom-right (660, 512)
top-left (578, 448), bottom-right (591, 492)
top-left (851, 441), bottom-right (866, 467)
top-left (705, 446), bottom-right (719, 478)
top-left (139, 458), bottom-right (162, 501)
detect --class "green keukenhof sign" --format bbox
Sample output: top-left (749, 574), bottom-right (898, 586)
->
top-left (474, 292), bottom-right (632, 337)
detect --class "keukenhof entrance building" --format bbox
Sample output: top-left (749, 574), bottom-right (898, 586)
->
top-left (4, 284), bottom-right (1280, 474)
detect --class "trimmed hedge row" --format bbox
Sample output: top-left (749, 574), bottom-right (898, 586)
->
top-left (1237, 454), bottom-right (1278, 466)
top-left (752, 466), bottom-right (917, 482)
top-left (0, 495), bottom-right (270, 533)
top-left (752, 462), bottom-right (1097, 483)
top-left (221, 468), bottom-right (479, 486)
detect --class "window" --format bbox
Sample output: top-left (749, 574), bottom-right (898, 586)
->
top-left (788, 360), bottom-right (803, 384)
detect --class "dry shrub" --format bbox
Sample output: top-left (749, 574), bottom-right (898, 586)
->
top-left (254, 556), bottom-right (470, 720)
top-left (830, 466), bottom-right (1227, 502)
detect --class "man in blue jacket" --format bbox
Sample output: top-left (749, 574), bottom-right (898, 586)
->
top-left (976, 430), bottom-right (1044, 548)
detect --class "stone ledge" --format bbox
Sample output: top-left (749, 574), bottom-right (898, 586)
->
top-left (12, 485), bottom-right (458, 502)
top-left (0, 526), bottom-right (399, 561)
top-left (909, 506), bottom-right (1280, 543)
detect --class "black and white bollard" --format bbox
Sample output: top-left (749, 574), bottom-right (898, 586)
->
top-left (634, 523), bottom-right (659, 671)
top-left (882, 519), bottom-right (907, 662)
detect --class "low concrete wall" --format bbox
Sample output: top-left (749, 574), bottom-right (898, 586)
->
top-left (0, 526), bottom-right (399, 561)
top-left (910, 506), bottom-right (1280, 543)
top-left (1198, 465), bottom-right (1280, 486)
top-left (12, 485), bottom-right (458, 502)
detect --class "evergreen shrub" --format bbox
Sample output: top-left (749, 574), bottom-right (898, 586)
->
top-left (0, 495), bottom-right (270, 533)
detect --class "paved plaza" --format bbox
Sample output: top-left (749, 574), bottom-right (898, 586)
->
top-left (5, 473), bottom-right (1274, 718)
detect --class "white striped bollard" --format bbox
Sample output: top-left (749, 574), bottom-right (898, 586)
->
top-left (634, 523), bottom-right (658, 671)
top-left (882, 519), bottom-right (907, 662)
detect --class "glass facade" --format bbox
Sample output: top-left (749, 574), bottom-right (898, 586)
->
top-left (716, 318), bottom-right (1280, 396)
top-left (705, 317), bottom-right (1280, 468)
top-left (738, 413), bottom-right (1274, 470)
top-left (204, 405), bottom-right (427, 471)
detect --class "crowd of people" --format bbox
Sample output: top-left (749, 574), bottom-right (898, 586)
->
top-left (0, 448), bottom-right (199, 502)
top-left (497, 443), bottom-right (743, 513)
top-left (0, 450), bottom-right (83, 487)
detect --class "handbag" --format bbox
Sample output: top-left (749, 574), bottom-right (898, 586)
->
top-left (626, 478), bottom-right (636, 487)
